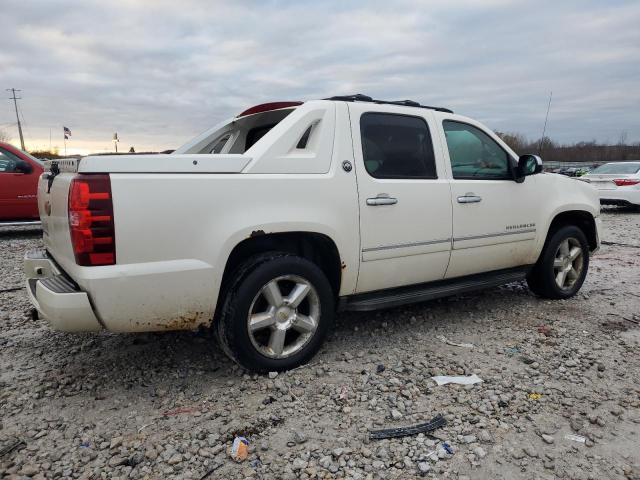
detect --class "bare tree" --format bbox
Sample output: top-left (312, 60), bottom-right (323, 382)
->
top-left (495, 131), bottom-right (528, 154)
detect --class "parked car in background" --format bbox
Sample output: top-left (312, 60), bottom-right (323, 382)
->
top-left (25, 95), bottom-right (601, 371)
top-left (0, 142), bottom-right (44, 223)
top-left (581, 161), bottom-right (640, 207)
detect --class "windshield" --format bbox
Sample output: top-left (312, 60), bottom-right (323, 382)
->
top-left (590, 163), bottom-right (640, 175)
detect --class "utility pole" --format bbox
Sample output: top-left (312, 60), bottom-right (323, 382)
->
top-left (6, 88), bottom-right (25, 150)
top-left (538, 91), bottom-right (553, 156)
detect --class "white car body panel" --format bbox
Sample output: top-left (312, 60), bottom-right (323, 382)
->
top-left (581, 162), bottom-right (640, 206)
top-left (25, 99), bottom-right (602, 333)
top-left (79, 154), bottom-right (252, 174)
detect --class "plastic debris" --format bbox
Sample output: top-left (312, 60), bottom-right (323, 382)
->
top-left (437, 335), bottom-right (474, 348)
top-left (431, 374), bottom-right (483, 386)
top-left (528, 393), bottom-right (543, 400)
top-left (425, 449), bottom-right (438, 459)
top-left (504, 346), bottom-right (520, 355)
top-left (229, 436), bottom-right (249, 462)
top-left (442, 442), bottom-right (454, 455)
top-left (564, 434), bottom-right (586, 443)
top-left (369, 414), bottom-right (446, 440)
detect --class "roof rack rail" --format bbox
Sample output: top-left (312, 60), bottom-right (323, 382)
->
top-left (325, 94), bottom-right (453, 114)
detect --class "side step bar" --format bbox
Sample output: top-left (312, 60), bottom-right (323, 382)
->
top-left (341, 266), bottom-right (530, 312)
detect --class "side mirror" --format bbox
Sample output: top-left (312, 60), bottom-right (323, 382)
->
top-left (515, 154), bottom-right (542, 182)
top-left (15, 160), bottom-right (33, 174)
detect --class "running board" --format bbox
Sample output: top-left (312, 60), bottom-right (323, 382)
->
top-left (341, 266), bottom-right (530, 312)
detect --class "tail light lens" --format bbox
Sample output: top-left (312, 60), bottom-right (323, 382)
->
top-left (613, 179), bottom-right (640, 187)
top-left (68, 174), bottom-right (116, 266)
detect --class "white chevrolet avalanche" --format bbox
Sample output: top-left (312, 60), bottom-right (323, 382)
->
top-left (25, 94), bottom-right (602, 372)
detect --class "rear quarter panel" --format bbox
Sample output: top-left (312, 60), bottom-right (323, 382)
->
top-left (78, 102), bottom-right (360, 332)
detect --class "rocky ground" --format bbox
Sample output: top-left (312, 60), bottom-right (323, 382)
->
top-left (1, 207), bottom-right (639, 480)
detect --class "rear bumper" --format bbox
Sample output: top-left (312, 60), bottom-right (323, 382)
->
top-left (24, 249), bottom-right (102, 332)
top-left (598, 189), bottom-right (640, 206)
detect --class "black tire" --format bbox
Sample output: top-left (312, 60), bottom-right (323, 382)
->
top-left (526, 225), bottom-right (590, 299)
top-left (215, 252), bottom-right (335, 372)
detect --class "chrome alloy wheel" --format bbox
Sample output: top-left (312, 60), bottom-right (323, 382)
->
top-left (553, 237), bottom-right (584, 290)
top-left (247, 275), bottom-right (320, 359)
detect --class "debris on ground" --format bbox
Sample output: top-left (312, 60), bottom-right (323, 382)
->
top-left (528, 393), bottom-right (543, 400)
top-left (369, 414), bottom-right (446, 440)
top-left (564, 434), bottom-right (587, 443)
top-left (436, 335), bottom-right (474, 348)
top-left (431, 374), bottom-right (483, 386)
top-left (228, 437), bottom-right (249, 462)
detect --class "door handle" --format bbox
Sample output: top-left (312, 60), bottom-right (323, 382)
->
top-left (457, 194), bottom-right (482, 204)
top-left (366, 194), bottom-right (398, 206)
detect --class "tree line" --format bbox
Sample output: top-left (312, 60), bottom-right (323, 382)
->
top-left (495, 132), bottom-right (640, 163)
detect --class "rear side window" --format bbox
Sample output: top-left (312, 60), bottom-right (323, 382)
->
top-left (210, 133), bottom-right (231, 154)
top-left (246, 124), bottom-right (278, 150)
top-left (360, 113), bottom-right (437, 179)
top-left (443, 120), bottom-right (511, 180)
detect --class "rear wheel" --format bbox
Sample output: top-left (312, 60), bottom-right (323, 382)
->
top-left (527, 225), bottom-right (589, 299)
top-left (216, 252), bottom-right (334, 372)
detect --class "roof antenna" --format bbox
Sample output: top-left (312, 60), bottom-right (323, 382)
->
top-left (538, 91), bottom-right (552, 155)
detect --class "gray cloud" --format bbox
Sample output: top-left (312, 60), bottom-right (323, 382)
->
top-left (1, 0), bottom-right (639, 154)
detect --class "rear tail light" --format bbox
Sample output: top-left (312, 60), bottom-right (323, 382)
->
top-left (68, 174), bottom-right (116, 266)
top-left (613, 179), bottom-right (640, 187)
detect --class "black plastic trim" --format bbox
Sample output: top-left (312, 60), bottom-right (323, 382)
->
top-left (326, 94), bottom-right (453, 113)
top-left (340, 266), bottom-right (531, 312)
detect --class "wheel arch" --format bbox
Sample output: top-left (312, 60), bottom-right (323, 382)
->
top-left (219, 231), bottom-right (343, 306)
top-left (547, 210), bottom-right (598, 251)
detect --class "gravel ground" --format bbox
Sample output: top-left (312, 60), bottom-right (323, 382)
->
top-left (1, 208), bottom-right (639, 480)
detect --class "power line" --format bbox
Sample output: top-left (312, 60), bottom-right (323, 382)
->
top-left (6, 88), bottom-right (25, 150)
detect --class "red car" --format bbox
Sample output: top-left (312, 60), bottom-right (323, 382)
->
top-left (0, 142), bottom-right (44, 223)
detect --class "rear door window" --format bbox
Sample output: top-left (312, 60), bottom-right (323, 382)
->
top-left (360, 113), bottom-right (437, 179)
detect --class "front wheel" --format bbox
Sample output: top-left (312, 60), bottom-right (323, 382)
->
top-left (526, 225), bottom-right (590, 299)
top-left (216, 252), bottom-right (334, 372)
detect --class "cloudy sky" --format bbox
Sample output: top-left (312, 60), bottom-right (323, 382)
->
top-left (1, 0), bottom-right (639, 155)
